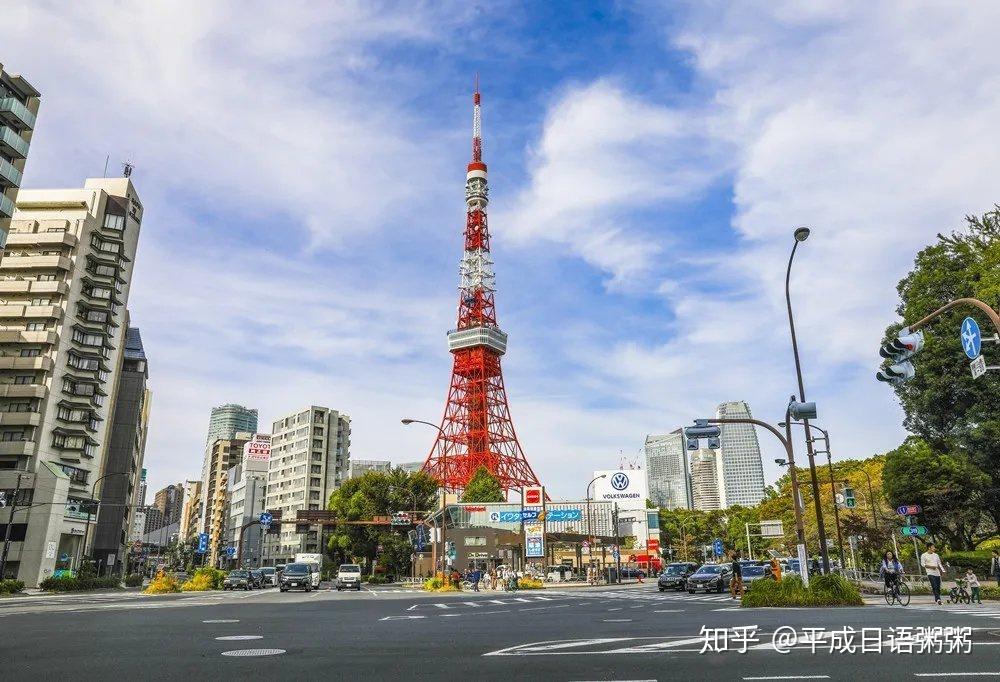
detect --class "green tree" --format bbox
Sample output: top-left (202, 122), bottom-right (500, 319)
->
top-left (326, 469), bottom-right (438, 574)
top-left (460, 466), bottom-right (504, 503)
top-left (882, 437), bottom-right (991, 550)
top-left (884, 207), bottom-right (1000, 530)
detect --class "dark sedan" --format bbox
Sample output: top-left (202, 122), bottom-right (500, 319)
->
top-left (741, 562), bottom-right (775, 589)
top-left (223, 570), bottom-right (252, 591)
top-left (686, 564), bottom-right (732, 594)
top-left (657, 562), bottom-right (699, 592)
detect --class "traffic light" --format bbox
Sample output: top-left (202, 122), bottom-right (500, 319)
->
top-left (844, 487), bottom-right (856, 509)
top-left (877, 328), bottom-right (924, 384)
top-left (685, 420), bottom-right (721, 451)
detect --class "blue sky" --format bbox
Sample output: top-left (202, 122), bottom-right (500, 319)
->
top-left (6, 1), bottom-right (1000, 499)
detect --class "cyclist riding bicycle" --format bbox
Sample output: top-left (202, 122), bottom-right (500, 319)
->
top-left (880, 550), bottom-right (903, 590)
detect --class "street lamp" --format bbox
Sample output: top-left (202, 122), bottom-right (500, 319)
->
top-left (784, 226), bottom-right (830, 574)
top-left (585, 474), bottom-right (606, 575)
top-left (78, 471), bottom-right (128, 574)
top-left (779, 420), bottom-right (845, 570)
top-left (401, 418), bottom-right (449, 575)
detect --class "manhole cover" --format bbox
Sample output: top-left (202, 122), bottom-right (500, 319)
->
top-left (203, 619), bottom-right (239, 623)
top-left (221, 649), bottom-right (286, 657)
top-left (216, 635), bottom-right (262, 641)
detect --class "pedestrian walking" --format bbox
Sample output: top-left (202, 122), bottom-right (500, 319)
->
top-left (990, 550), bottom-right (1000, 588)
top-left (769, 556), bottom-right (782, 582)
top-left (730, 551), bottom-right (744, 599)
top-left (489, 567), bottom-right (497, 591)
top-left (471, 567), bottom-right (481, 592)
top-left (920, 543), bottom-right (946, 605)
top-left (966, 568), bottom-right (982, 604)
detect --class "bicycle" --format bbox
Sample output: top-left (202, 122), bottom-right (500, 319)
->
top-left (884, 574), bottom-right (910, 606)
top-left (948, 578), bottom-right (972, 604)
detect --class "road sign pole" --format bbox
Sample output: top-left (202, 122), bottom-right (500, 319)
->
top-left (0, 473), bottom-right (23, 579)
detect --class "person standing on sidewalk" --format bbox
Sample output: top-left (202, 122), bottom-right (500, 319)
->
top-left (920, 543), bottom-right (946, 605)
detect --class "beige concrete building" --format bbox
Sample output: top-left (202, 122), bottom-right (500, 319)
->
top-left (264, 406), bottom-right (350, 564)
top-left (177, 479), bottom-right (202, 541)
top-left (690, 448), bottom-right (726, 511)
top-left (0, 177), bottom-right (143, 585)
top-left (0, 63), bottom-right (40, 255)
top-left (202, 433), bottom-right (251, 566)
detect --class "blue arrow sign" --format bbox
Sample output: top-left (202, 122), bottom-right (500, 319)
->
top-left (259, 512), bottom-right (273, 525)
top-left (226, 546), bottom-right (236, 558)
top-left (713, 539), bottom-right (724, 557)
top-left (196, 533), bottom-right (209, 554)
top-left (962, 317), bottom-right (982, 359)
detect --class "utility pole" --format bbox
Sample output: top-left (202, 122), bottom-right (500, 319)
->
top-left (613, 503), bottom-right (622, 584)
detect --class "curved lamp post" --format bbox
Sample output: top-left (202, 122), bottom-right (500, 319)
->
top-left (585, 474), bottom-right (606, 573)
top-left (401, 418), bottom-right (449, 573)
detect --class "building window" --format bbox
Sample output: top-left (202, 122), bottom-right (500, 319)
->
top-left (72, 329), bottom-right (104, 347)
top-left (19, 349), bottom-right (40, 357)
top-left (30, 298), bottom-right (50, 306)
top-left (463, 537), bottom-right (487, 547)
top-left (13, 375), bottom-right (34, 385)
top-left (25, 322), bottom-right (45, 331)
top-left (1, 431), bottom-right (26, 442)
top-left (102, 213), bottom-right (125, 231)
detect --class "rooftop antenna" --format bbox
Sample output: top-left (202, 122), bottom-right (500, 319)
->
top-left (102, 155), bottom-right (110, 178)
top-left (122, 158), bottom-right (134, 178)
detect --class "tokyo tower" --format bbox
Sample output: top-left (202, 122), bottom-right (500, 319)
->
top-left (421, 85), bottom-right (542, 495)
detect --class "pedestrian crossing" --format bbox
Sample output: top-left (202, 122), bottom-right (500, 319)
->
top-left (574, 589), bottom-right (735, 604)
top-left (878, 602), bottom-right (1000, 621)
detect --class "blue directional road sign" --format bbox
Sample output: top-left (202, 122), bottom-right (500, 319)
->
top-left (225, 546), bottom-right (236, 558)
top-left (520, 510), bottom-right (540, 521)
top-left (713, 539), bottom-right (724, 557)
top-left (497, 511), bottom-right (521, 523)
top-left (415, 525), bottom-right (426, 552)
top-left (196, 532), bottom-right (209, 554)
top-left (962, 317), bottom-right (982, 359)
top-left (259, 512), bottom-right (273, 525)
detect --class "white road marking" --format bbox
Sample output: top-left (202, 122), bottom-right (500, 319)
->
top-left (913, 675), bottom-right (1000, 678)
top-left (203, 619), bottom-right (239, 623)
top-left (216, 635), bottom-right (263, 641)
top-left (603, 619), bottom-right (632, 622)
top-left (653, 610), bottom-right (684, 613)
top-left (743, 677), bottom-right (831, 681)
top-left (608, 607), bottom-right (624, 612)
top-left (379, 615), bottom-right (426, 621)
top-left (221, 648), bottom-right (286, 657)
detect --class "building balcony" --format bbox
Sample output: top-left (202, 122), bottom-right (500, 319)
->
top-left (0, 440), bottom-right (34, 456)
top-left (0, 126), bottom-right (29, 159)
top-left (4, 232), bottom-right (77, 248)
top-left (0, 279), bottom-right (68, 295)
top-left (0, 384), bottom-right (47, 399)
top-left (0, 330), bottom-right (57, 344)
top-left (0, 412), bottom-right (41, 427)
top-left (0, 193), bottom-right (13, 219)
top-left (0, 254), bottom-right (72, 271)
top-left (0, 157), bottom-right (21, 189)
top-left (0, 304), bottom-right (63, 320)
top-left (0, 97), bottom-right (37, 130)
top-left (0, 356), bottom-right (53, 371)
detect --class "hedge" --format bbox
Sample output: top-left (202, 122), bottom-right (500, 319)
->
top-left (181, 567), bottom-right (225, 591)
top-left (942, 551), bottom-right (993, 576)
top-left (518, 577), bottom-right (544, 589)
top-left (0, 579), bottom-right (25, 594)
top-left (124, 574), bottom-right (143, 587)
top-left (742, 574), bottom-right (863, 607)
top-left (144, 573), bottom-right (181, 594)
top-left (39, 575), bottom-right (121, 592)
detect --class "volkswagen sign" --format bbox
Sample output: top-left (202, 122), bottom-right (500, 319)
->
top-left (592, 469), bottom-right (648, 511)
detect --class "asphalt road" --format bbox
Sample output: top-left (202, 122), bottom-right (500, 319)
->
top-left (2, 583), bottom-right (1000, 681)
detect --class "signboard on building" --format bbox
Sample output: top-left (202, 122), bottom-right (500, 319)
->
top-left (244, 433), bottom-right (272, 462)
top-left (523, 487), bottom-right (543, 505)
top-left (525, 523), bottom-right (544, 558)
top-left (592, 470), bottom-right (649, 511)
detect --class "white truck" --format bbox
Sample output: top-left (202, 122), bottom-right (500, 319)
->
top-left (294, 553), bottom-right (323, 588)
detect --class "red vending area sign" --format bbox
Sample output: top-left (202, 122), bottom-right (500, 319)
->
top-left (647, 538), bottom-right (660, 552)
top-left (524, 487), bottom-right (542, 505)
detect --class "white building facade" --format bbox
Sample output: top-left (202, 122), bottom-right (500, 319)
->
top-left (644, 431), bottom-right (691, 510)
top-left (716, 401), bottom-right (766, 508)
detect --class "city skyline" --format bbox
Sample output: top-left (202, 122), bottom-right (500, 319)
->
top-left (4, 4), bottom-right (998, 501)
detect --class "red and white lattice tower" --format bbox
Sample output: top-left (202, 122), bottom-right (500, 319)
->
top-left (421, 85), bottom-right (542, 495)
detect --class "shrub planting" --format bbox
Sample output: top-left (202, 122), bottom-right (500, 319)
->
top-left (143, 572), bottom-right (181, 594)
top-left (124, 574), bottom-right (143, 588)
top-left (0, 579), bottom-right (25, 594)
top-left (742, 574), bottom-right (863, 607)
top-left (39, 576), bottom-right (121, 592)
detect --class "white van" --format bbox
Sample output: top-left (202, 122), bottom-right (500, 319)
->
top-left (337, 564), bottom-right (362, 591)
top-left (294, 553), bottom-right (323, 588)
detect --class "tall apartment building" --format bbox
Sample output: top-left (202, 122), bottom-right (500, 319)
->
top-left (93, 326), bottom-right (150, 575)
top-left (152, 482), bottom-right (182, 526)
top-left (0, 177), bottom-right (143, 586)
top-left (206, 404), bottom-right (257, 444)
top-left (716, 400), bottom-right (766, 508)
top-left (264, 406), bottom-right (350, 564)
top-left (644, 430), bottom-right (691, 510)
top-left (137, 467), bottom-right (147, 507)
top-left (347, 458), bottom-right (390, 479)
top-left (0, 64), bottom-right (40, 254)
top-left (690, 448), bottom-right (725, 511)
top-left (177, 479), bottom-right (202, 540)
top-left (202, 433), bottom-right (251, 566)
top-left (225, 454), bottom-right (268, 567)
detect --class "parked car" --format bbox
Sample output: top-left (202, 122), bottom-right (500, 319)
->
top-left (223, 570), bottom-right (252, 591)
top-left (336, 564), bottom-right (362, 591)
top-left (657, 562), bottom-right (699, 592)
top-left (279, 563), bottom-right (315, 592)
top-left (740, 562), bottom-right (775, 589)
top-left (259, 566), bottom-right (278, 587)
top-left (686, 564), bottom-right (732, 593)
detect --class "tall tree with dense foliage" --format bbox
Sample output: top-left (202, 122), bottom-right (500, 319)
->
top-left (882, 437), bottom-right (991, 550)
top-left (460, 466), bottom-right (505, 503)
top-left (326, 469), bottom-right (438, 575)
top-left (883, 207), bottom-right (1000, 531)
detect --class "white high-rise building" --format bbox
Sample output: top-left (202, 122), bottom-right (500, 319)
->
top-left (644, 431), bottom-right (691, 510)
top-left (347, 459), bottom-right (391, 479)
top-left (690, 448), bottom-right (725, 511)
top-left (716, 400), bottom-right (766, 508)
top-left (264, 406), bottom-right (350, 564)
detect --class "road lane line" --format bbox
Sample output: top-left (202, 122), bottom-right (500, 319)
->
top-left (914, 674), bottom-right (1000, 678)
top-left (742, 677), bottom-right (831, 681)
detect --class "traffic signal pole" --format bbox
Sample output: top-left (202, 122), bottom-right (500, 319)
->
top-left (907, 297), bottom-right (1000, 334)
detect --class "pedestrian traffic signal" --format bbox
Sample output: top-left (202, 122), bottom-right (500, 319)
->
top-left (843, 487), bottom-right (856, 509)
top-left (877, 328), bottom-right (924, 384)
